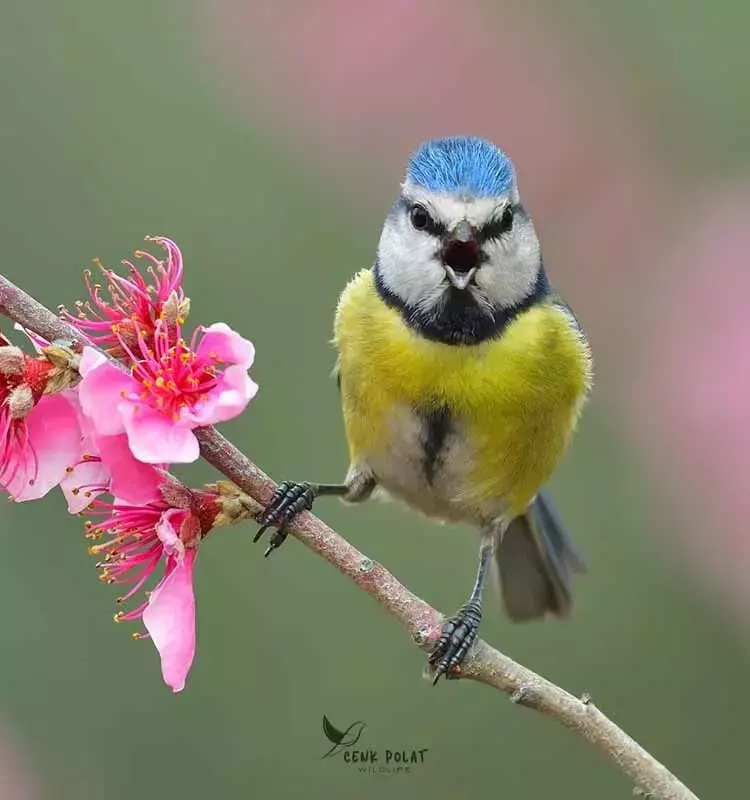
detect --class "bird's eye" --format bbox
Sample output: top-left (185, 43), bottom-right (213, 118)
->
top-left (483, 205), bottom-right (515, 240)
top-left (499, 205), bottom-right (514, 232)
top-left (410, 204), bottom-right (431, 231)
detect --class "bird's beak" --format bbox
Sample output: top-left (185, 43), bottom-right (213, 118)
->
top-left (452, 219), bottom-right (474, 243)
top-left (442, 220), bottom-right (479, 289)
top-left (444, 266), bottom-right (477, 289)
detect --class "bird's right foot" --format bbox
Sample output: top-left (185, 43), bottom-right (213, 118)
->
top-left (254, 481), bottom-right (316, 557)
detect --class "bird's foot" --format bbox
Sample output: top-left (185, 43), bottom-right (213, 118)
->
top-left (254, 481), bottom-right (315, 557)
top-left (428, 601), bottom-right (482, 684)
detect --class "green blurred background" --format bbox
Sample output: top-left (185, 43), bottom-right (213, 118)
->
top-left (1, 2), bottom-right (748, 798)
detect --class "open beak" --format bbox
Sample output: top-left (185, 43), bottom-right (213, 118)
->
top-left (444, 266), bottom-right (477, 290)
top-left (441, 220), bottom-right (480, 290)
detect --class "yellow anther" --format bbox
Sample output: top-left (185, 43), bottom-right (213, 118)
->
top-left (113, 612), bottom-right (124, 622)
top-left (132, 632), bottom-right (142, 640)
top-left (155, 377), bottom-right (165, 387)
top-left (99, 569), bottom-right (111, 582)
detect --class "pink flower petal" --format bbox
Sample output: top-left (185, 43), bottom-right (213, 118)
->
top-left (78, 346), bottom-right (107, 377)
top-left (188, 365), bottom-right (258, 425)
top-left (155, 508), bottom-right (189, 560)
top-left (143, 549), bottom-right (197, 692)
top-left (5, 395), bottom-right (83, 502)
top-left (121, 406), bottom-right (200, 464)
top-left (96, 433), bottom-right (163, 503)
top-left (78, 349), bottom-right (137, 436)
top-left (13, 322), bottom-right (47, 353)
top-left (197, 323), bottom-right (255, 369)
top-left (60, 459), bottom-right (110, 513)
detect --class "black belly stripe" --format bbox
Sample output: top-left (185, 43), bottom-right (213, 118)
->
top-left (420, 406), bottom-right (452, 485)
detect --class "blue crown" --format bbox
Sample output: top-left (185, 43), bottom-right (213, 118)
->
top-left (405, 137), bottom-right (515, 197)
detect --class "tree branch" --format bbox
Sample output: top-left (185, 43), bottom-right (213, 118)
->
top-left (0, 273), bottom-right (699, 800)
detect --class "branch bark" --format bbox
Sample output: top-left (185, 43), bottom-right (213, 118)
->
top-left (0, 273), bottom-right (699, 800)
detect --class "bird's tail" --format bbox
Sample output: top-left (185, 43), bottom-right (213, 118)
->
top-left (494, 491), bottom-right (585, 622)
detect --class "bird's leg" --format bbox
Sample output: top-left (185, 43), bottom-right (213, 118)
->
top-left (429, 532), bottom-right (494, 684)
top-left (254, 470), bottom-right (375, 557)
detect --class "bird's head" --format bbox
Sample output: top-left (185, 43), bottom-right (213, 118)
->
top-left (375, 137), bottom-right (547, 343)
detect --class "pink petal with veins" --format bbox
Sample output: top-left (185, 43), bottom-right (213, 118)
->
top-left (5, 395), bottom-right (82, 502)
top-left (121, 406), bottom-right (200, 464)
top-left (196, 323), bottom-right (255, 369)
top-left (78, 348), bottom-right (137, 436)
top-left (187, 365), bottom-right (258, 426)
top-left (143, 549), bottom-right (197, 693)
top-left (96, 433), bottom-right (164, 503)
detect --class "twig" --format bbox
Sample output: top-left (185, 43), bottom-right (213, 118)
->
top-left (0, 273), bottom-right (699, 800)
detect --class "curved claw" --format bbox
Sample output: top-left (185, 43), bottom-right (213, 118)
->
top-left (264, 530), bottom-right (288, 557)
top-left (253, 524), bottom-right (272, 543)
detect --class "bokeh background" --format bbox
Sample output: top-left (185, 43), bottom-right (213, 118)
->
top-left (0, 1), bottom-right (748, 797)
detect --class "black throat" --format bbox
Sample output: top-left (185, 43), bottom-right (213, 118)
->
top-left (373, 261), bottom-right (550, 345)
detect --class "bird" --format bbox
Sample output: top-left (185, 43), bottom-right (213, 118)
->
top-left (255, 136), bottom-right (593, 683)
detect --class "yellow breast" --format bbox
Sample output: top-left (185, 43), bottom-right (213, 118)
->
top-left (334, 269), bottom-right (592, 519)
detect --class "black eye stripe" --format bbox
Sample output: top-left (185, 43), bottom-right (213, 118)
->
top-left (480, 204), bottom-right (516, 241)
top-left (408, 202), bottom-right (445, 236)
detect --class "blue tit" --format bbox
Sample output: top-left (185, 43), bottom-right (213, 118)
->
top-left (256, 136), bottom-right (593, 682)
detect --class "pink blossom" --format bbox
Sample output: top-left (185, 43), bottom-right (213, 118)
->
top-left (1, 394), bottom-right (83, 501)
top-left (0, 334), bottom-right (83, 502)
top-left (59, 396), bottom-right (171, 513)
top-left (87, 479), bottom-right (221, 692)
top-left (143, 548), bottom-right (197, 693)
top-left (78, 321), bottom-right (257, 464)
top-left (61, 236), bottom-right (187, 356)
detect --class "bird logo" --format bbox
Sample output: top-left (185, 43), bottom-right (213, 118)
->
top-left (321, 714), bottom-right (367, 759)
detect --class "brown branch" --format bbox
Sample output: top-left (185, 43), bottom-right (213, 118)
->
top-left (0, 273), bottom-right (699, 800)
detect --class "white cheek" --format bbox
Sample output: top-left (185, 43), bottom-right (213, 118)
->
top-left (475, 223), bottom-right (540, 306)
top-left (377, 219), bottom-right (445, 310)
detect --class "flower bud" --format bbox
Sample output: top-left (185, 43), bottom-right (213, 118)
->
top-left (206, 480), bottom-right (260, 527)
top-left (0, 346), bottom-right (26, 376)
top-left (41, 342), bottom-right (82, 394)
top-left (8, 384), bottom-right (34, 419)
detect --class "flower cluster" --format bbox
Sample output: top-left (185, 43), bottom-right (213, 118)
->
top-left (1, 237), bottom-right (258, 691)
